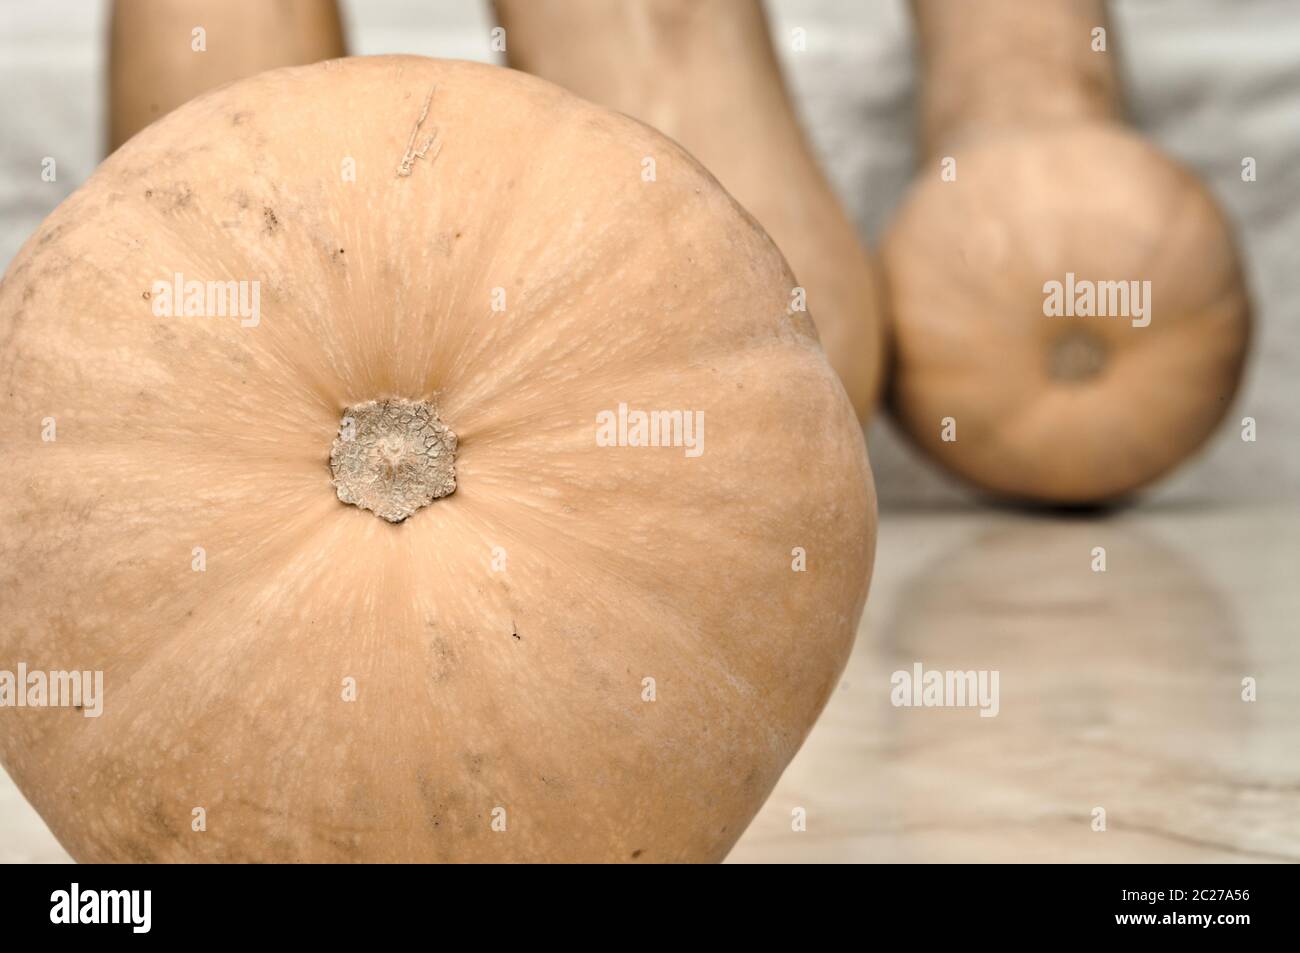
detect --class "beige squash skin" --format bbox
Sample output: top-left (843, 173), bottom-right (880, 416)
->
top-left (0, 57), bottom-right (875, 863)
top-left (496, 0), bottom-right (886, 422)
top-left (884, 0), bottom-right (1250, 503)
top-left (109, 0), bottom-right (346, 152)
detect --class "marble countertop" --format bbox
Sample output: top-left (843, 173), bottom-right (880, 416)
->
top-left (4, 503), bottom-right (1297, 863)
top-left (730, 502), bottom-right (1300, 863)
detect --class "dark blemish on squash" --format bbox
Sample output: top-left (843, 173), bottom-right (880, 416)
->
top-left (416, 773), bottom-right (452, 836)
top-left (36, 222), bottom-right (65, 247)
top-left (511, 621), bottom-right (520, 641)
top-left (454, 231), bottom-right (462, 239)
top-left (429, 635), bottom-right (456, 682)
top-left (144, 189), bottom-right (153, 199)
top-left (313, 828), bottom-right (361, 858)
top-left (119, 838), bottom-right (156, 863)
top-left (142, 291), bottom-right (151, 300)
top-left (330, 247), bottom-right (346, 264)
top-left (147, 801), bottom-right (175, 840)
top-left (631, 849), bottom-right (644, 859)
top-left (231, 111), bottom-right (250, 126)
top-left (263, 206), bottom-right (279, 233)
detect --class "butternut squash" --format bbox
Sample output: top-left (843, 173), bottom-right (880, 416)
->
top-left (883, 0), bottom-right (1250, 503)
top-left (109, 0), bottom-right (346, 151)
top-left (496, 0), bottom-right (886, 422)
top-left (0, 57), bottom-right (875, 863)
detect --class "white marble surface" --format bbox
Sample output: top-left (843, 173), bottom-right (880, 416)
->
top-left (730, 503), bottom-right (1300, 863)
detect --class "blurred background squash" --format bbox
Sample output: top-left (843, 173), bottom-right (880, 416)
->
top-left (497, 0), bottom-right (887, 422)
top-left (108, 0), bottom-right (347, 151)
top-left (882, 0), bottom-right (1251, 504)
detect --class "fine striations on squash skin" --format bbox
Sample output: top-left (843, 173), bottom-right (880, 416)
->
top-left (0, 56), bottom-right (876, 863)
top-left (496, 0), bottom-right (887, 424)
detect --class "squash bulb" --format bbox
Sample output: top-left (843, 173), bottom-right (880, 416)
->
top-left (883, 123), bottom-right (1251, 504)
top-left (0, 56), bottom-right (875, 863)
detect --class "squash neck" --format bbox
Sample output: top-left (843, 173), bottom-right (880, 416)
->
top-left (912, 0), bottom-right (1122, 159)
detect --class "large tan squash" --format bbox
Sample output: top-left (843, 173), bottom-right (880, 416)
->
top-left (0, 57), bottom-right (875, 863)
top-left (496, 0), bottom-right (886, 422)
top-left (883, 0), bottom-right (1250, 503)
top-left (109, 0), bottom-right (346, 151)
